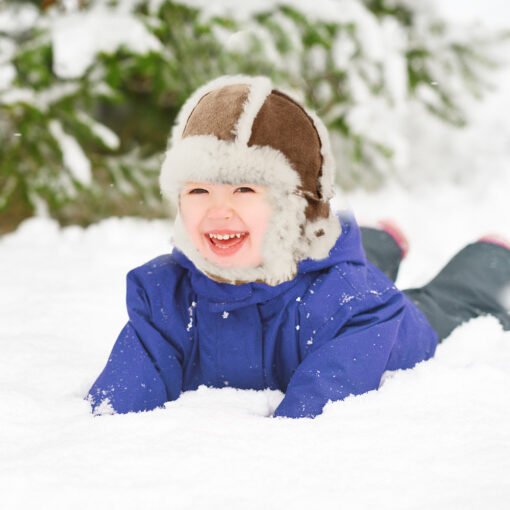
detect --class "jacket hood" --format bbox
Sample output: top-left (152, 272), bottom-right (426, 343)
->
top-left (171, 211), bottom-right (365, 312)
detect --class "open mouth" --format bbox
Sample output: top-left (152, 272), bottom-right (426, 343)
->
top-left (205, 231), bottom-right (248, 257)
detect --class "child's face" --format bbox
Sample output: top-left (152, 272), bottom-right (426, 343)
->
top-left (179, 182), bottom-right (272, 268)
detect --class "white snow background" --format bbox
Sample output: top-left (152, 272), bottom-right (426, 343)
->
top-left (1, 1), bottom-right (510, 509)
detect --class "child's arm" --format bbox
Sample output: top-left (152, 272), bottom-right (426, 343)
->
top-left (87, 270), bottom-right (184, 415)
top-left (273, 291), bottom-right (436, 419)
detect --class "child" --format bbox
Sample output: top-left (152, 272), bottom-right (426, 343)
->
top-left (87, 76), bottom-right (510, 419)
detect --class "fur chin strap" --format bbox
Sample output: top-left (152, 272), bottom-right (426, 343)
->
top-left (172, 217), bottom-right (298, 286)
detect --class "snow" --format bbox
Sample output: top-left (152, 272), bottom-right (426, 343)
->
top-left (76, 111), bottom-right (120, 151)
top-left (49, 120), bottom-right (92, 187)
top-left (2, 1), bottom-right (510, 508)
top-left (0, 87), bottom-right (35, 105)
top-left (0, 81), bottom-right (81, 112)
top-left (1, 171), bottom-right (510, 508)
top-left (0, 3), bottom-right (38, 34)
top-left (51, 4), bottom-right (163, 79)
top-left (0, 62), bottom-right (15, 91)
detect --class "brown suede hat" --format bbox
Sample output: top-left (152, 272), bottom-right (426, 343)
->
top-left (160, 75), bottom-right (340, 285)
top-left (181, 84), bottom-right (328, 223)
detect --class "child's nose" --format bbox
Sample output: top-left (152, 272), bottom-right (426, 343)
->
top-left (207, 199), bottom-right (235, 221)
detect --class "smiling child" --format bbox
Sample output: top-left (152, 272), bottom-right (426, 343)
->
top-left (87, 75), bottom-right (510, 418)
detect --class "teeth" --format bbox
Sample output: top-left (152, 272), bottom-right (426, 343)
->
top-left (208, 233), bottom-right (246, 240)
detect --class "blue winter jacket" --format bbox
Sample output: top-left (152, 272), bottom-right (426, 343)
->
top-left (87, 213), bottom-right (438, 418)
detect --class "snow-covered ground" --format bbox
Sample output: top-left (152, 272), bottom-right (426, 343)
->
top-left (2, 1), bottom-right (510, 509)
top-left (1, 196), bottom-right (510, 509)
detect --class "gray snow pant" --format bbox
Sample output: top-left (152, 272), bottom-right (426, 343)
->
top-left (360, 227), bottom-right (510, 341)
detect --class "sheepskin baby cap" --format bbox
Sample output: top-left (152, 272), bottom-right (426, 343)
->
top-left (160, 75), bottom-right (340, 285)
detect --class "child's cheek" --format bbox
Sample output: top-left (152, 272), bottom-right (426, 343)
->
top-left (179, 200), bottom-right (202, 245)
top-left (250, 200), bottom-right (273, 236)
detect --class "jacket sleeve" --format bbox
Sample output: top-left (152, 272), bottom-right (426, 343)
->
top-left (86, 270), bottom-right (184, 415)
top-left (273, 291), bottom-right (406, 419)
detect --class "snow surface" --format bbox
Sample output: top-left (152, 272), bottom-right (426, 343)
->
top-left (1, 189), bottom-right (510, 509)
top-left (2, 1), bottom-right (510, 509)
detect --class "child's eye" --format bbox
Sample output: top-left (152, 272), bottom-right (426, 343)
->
top-left (235, 187), bottom-right (255, 193)
top-left (188, 188), bottom-right (208, 194)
